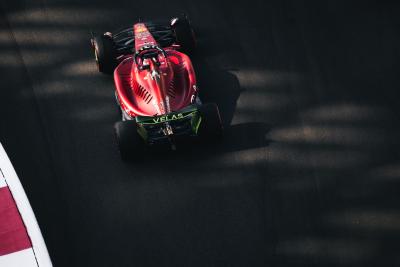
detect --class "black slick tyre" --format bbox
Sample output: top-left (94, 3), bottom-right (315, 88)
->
top-left (173, 15), bottom-right (196, 54)
top-left (198, 103), bottom-right (223, 141)
top-left (114, 120), bottom-right (145, 161)
top-left (93, 34), bottom-right (117, 74)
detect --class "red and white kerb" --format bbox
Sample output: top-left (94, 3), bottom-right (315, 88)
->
top-left (0, 144), bottom-right (52, 267)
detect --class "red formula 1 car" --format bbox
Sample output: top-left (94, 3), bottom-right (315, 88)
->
top-left (91, 16), bottom-right (223, 159)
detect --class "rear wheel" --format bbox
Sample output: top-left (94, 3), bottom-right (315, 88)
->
top-left (92, 34), bottom-right (117, 74)
top-left (114, 121), bottom-right (145, 161)
top-left (198, 103), bottom-right (223, 141)
top-left (172, 15), bottom-right (196, 54)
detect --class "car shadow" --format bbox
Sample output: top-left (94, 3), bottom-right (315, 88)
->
top-left (175, 122), bottom-right (271, 158)
top-left (192, 57), bottom-right (242, 128)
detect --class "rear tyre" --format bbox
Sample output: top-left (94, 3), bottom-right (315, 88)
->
top-left (198, 103), bottom-right (223, 142)
top-left (93, 34), bottom-right (117, 74)
top-left (172, 15), bottom-right (196, 54)
top-left (114, 121), bottom-right (145, 161)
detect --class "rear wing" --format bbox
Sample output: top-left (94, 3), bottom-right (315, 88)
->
top-left (0, 143), bottom-right (53, 267)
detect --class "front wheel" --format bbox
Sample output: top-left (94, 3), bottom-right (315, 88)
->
top-left (114, 121), bottom-right (145, 161)
top-left (92, 34), bottom-right (117, 74)
top-left (198, 103), bottom-right (223, 141)
top-left (172, 15), bottom-right (196, 54)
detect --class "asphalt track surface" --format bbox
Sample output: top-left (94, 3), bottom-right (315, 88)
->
top-left (1, 1), bottom-right (400, 266)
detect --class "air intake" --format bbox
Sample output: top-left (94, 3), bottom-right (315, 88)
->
top-left (134, 83), bottom-right (153, 104)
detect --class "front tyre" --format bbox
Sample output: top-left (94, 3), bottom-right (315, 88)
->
top-left (114, 121), bottom-right (145, 161)
top-left (172, 15), bottom-right (196, 54)
top-left (92, 34), bottom-right (117, 74)
top-left (198, 103), bottom-right (223, 141)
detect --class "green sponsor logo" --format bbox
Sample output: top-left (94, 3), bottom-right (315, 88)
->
top-left (152, 113), bottom-right (184, 123)
top-left (136, 105), bottom-right (199, 125)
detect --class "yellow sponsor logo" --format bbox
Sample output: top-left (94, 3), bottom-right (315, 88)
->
top-left (135, 25), bottom-right (147, 33)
